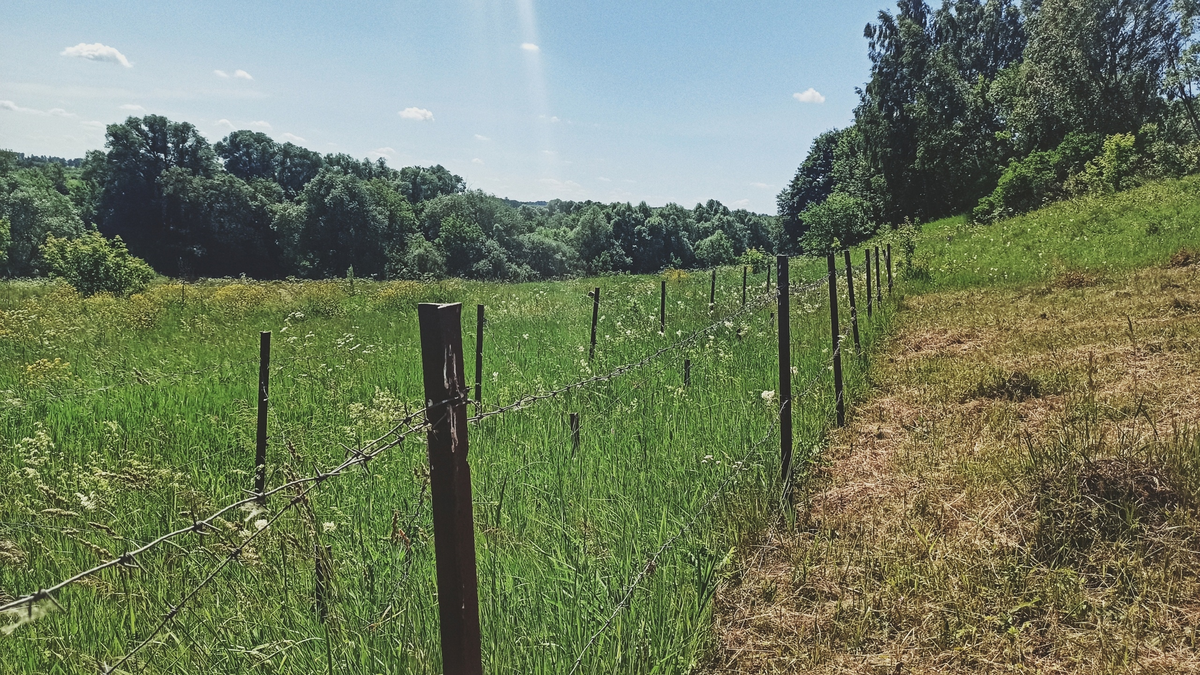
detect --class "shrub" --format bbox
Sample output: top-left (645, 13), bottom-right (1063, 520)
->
top-left (42, 231), bottom-right (154, 297)
top-left (694, 230), bottom-right (736, 267)
top-left (798, 192), bottom-right (874, 255)
top-left (973, 132), bottom-right (1104, 222)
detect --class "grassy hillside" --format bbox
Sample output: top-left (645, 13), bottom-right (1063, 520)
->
top-left (904, 175), bottom-right (1200, 292)
top-left (0, 259), bottom-right (886, 673)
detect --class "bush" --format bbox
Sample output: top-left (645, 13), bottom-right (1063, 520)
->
top-left (798, 192), bottom-right (874, 255)
top-left (973, 132), bottom-right (1103, 222)
top-left (694, 230), bottom-right (736, 267)
top-left (42, 231), bottom-right (154, 297)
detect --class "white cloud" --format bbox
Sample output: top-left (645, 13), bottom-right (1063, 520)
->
top-left (214, 69), bottom-right (229, 78)
top-left (750, 182), bottom-right (773, 189)
top-left (474, 134), bottom-right (490, 141)
top-left (215, 119), bottom-right (236, 130)
top-left (521, 43), bottom-right (540, 52)
top-left (472, 158), bottom-right (484, 165)
top-left (48, 108), bottom-right (74, 118)
top-left (82, 120), bottom-right (106, 129)
top-left (399, 107), bottom-right (434, 121)
top-left (280, 132), bottom-right (306, 143)
top-left (793, 88), bottom-right (826, 104)
top-left (0, 100), bottom-right (20, 112)
top-left (234, 69), bottom-right (253, 80)
top-left (597, 177), bottom-right (612, 182)
top-left (732, 199), bottom-right (751, 208)
top-left (369, 147), bottom-right (396, 158)
top-left (542, 149), bottom-right (556, 155)
top-left (61, 43), bottom-right (132, 68)
top-left (0, 100), bottom-right (78, 117)
top-left (248, 120), bottom-right (272, 130)
top-left (120, 103), bottom-right (145, 111)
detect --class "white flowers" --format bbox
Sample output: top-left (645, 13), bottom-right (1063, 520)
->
top-left (323, 522), bottom-right (336, 533)
top-left (762, 390), bottom-right (775, 401)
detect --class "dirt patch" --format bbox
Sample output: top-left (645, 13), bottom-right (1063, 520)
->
top-left (968, 369), bottom-right (1042, 401)
top-left (1169, 247), bottom-right (1199, 268)
top-left (896, 327), bottom-right (986, 359)
top-left (1054, 269), bottom-right (1103, 289)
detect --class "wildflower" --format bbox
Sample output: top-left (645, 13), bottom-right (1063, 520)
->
top-left (323, 522), bottom-right (337, 533)
top-left (790, 366), bottom-right (798, 375)
top-left (762, 390), bottom-right (775, 401)
top-left (523, 334), bottom-right (530, 339)
top-left (254, 519), bottom-right (269, 531)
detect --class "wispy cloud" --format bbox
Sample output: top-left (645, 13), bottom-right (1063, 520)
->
top-left (1, 100), bottom-right (77, 118)
top-left (793, 88), bottom-right (825, 104)
top-left (368, 147), bottom-right (396, 159)
top-left (750, 182), bottom-right (773, 189)
top-left (597, 177), bottom-right (612, 182)
top-left (120, 103), bottom-right (145, 111)
top-left (214, 70), bottom-right (229, 78)
top-left (280, 132), bottom-right (305, 143)
top-left (732, 199), bottom-right (751, 208)
top-left (474, 134), bottom-right (490, 141)
top-left (399, 107), bottom-right (434, 121)
top-left (247, 120), bottom-right (271, 130)
top-left (215, 119), bottom-right (236, 130)
top-left (521, 43), bottom-right (540, 52)
top-left (0, 100), bottom-right (26, 112)
top-left (234, 70), bottom-right (253, 80)
top-left (472, 158), bottom-right (484, 165)
top-left (82, 120), bottom-right (106, 129)
top-left (61, 43), bottom-right (132, 67)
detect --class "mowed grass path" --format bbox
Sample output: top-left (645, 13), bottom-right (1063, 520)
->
top-left (0, 258), bottom-right (886, 673)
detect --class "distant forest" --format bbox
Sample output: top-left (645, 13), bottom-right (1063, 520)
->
top-left (0, 127), bottom-right (779, 282)
top-left (778, 0), bottom-right (1200, 252)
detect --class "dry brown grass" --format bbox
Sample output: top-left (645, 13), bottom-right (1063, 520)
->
top-left (706, 265), bottom-right (1200, 674)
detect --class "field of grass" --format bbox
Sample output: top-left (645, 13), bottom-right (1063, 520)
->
top-left (0, 255), bottom-right (891, 673)
top-left (709, 177), bottom-right (1200, 673)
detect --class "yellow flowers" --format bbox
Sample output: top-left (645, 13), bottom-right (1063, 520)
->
top-left (22, 358), bottom-right (71, 387)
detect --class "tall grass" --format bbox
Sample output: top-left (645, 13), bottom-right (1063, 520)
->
top-left (0, 256), bottom-right (890, 673)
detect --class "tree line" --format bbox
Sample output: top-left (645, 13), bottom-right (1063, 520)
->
top-left (779, 0), bottom-right (1200, 252)
top-left (0, 120), bottom-right (781, 283)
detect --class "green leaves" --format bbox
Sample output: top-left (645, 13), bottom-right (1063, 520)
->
top-left (42, 231), bottom-right (154, 297)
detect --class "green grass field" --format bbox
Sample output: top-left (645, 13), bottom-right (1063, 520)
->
top-left (0, 256), bottom-right (887, 673)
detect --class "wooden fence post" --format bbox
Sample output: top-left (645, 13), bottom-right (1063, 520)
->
top-left (709, 269), bottom-right (716, 311)
top-left (874, 246), bottom-right (882, 304)
top-left (886, 243), bottom-right (894, 294)
top-left (684, 358), bottom-right (691, 387)
top-left (742, 266), bottom-right (747, 306)
top-left (660, 280), bottom-right (666, 334)
top-left (777, 255), bottom-right (793, 481)
top-left (475, 305), bottom-right (484, 413)
top-left (570, 413), bottom-right (581, 455)
top-left (589, 287), bottom-right (600, 361)
top-left (417, 303), bottom-right (483, 675)
top-left (255, 331), bottom-right (270, 503)
top-left (827, 255), bottom-right (846, 428)
top-left (865, 250), bottom-right (873, 319)
top-left (842, 251), bottom-right (861, 357)
top-left (766, 264), bottom-right (772, 294)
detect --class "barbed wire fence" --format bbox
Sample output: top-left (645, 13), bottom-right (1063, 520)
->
top-left (1, 250), bottom-right (896, 673)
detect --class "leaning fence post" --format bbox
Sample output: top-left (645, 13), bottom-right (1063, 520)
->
top-left (742, 266), bottom-right (747, 306)
top-left (588, 287), bottom-right (600, 361)
top-left (842, 250), bottom-right (861, 357)
top-left (660, 280), bottom-right (666, 334)
top-left (475, 305), bottom-right (484, 414)
top-left (827, 255), bottom-right (846, 428)
top-left (886, 243), bottom-right (894, 294)
top-left (777, 255), bottom-right (793, 481)
top-left (417, 303), bottom-right (483, 675)
top-left (570, 413), bottom-right (581, 455)
top-left (255, 331), bottom-right (270, 503)
top-left (874, 246), bottom-right (882, 304)
top-left (865, 250), bottom-right (873, 319)
top-left (709, 269), bottom-right (716, 311)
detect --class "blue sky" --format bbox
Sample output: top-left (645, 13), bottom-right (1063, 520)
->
top-left (1, 0), bottom-right (889, 213)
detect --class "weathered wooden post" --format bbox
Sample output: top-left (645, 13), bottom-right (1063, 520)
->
top-left (742, 265), bottom-right (748, 306)
top-left (474, 305), bottom-right (484, 413)
top-left (843, 250), bottom-right (861, 357)
top-left (588, 287), bottom-right (600, 361)
top-left (865, 249), bottom-right (873, 319)
top-left (827, 255), bottom-right (845, 427)
top-left (886, 243), bottom-right (894, 294)
top-left (684, 358), bottom-right (691, 387)
top-left (660, 279), bottom-right (667, 334)
top-left (417, 303), bottom-right (483, 675)
top-left (777, 255), bottom-right (793, 481)
top-left (255, 331), bottom-right (270, 503)
top-left (709, 269), bottom-right (717, 311)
